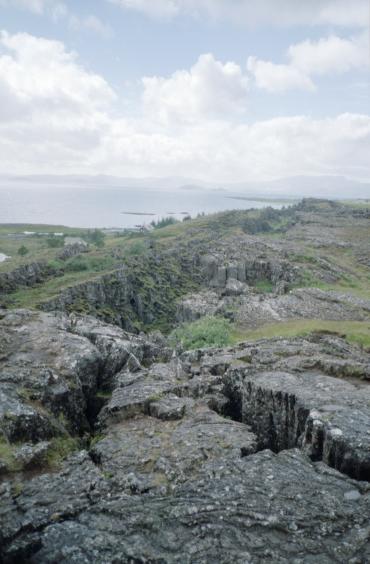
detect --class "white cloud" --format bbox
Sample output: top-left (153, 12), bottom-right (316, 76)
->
top-left (142, 53), bottom-right (249, 124)
top-left (247, 57), bottom-right (315, 93)
top-left (248, 33), bottom-right (369, 92)
top-left (0, 31), bottom-right (115, 112)
top-left (108, 0), bottom-right (369, 28)
top-left (0, 31), bottom-right (369, 183)
top-left (93, 113), bottom-right (370, 182)
top-left (288, 33), bottom-right (369, 75)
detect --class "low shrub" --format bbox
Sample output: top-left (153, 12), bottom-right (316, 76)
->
top-left (169, 316), bottom-right (232, 350)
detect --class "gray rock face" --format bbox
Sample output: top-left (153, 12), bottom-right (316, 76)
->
top-left (177, 286), bottom-right (370, 327)
top-left (0, 309), bottom-right (169, 473)
top-left (57, 243), bottom-right (88, 261)
top-left (0, 261), bottom-right (57, 296)
top-left (225, 368), bottom-right (370, 480)
top-left (0, 309), bottom-right (101, 443)
top-left (1, 309), bottom-right (370, 562)
top-left (222, 278), bottom-right (248, 296)
top-left (38, 251), bottom-right (203, 331)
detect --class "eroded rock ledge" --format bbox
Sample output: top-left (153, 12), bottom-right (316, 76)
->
top-left (1, 309), bottom-right (370, 562)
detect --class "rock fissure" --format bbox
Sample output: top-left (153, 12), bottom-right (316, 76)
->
top-left (222, 367), bottom-right (370, 481)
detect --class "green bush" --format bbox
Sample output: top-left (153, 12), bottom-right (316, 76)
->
top-left (88, 256), bottom-right (114, 271)
top-left (46, 237), bottom-right (64, 248)
top-left (242, 217), bottom-right (272, 234)
top-left (63, 255), bottom-right (114, 273)
top-left (255, 279), bottom-right (274, 293)
top-left (47, 259), bottom-right (64, 271)
top-left (151, 217), bottom-right (179, 229)
top-left (64, 256), bottom-right (89, 272)
top-left (17, 245), bottom-right (29, 256)
top-left (169, 316), bottom-right (232, 350)
top-left (85, 229), bottom-right (105, 247)
top-left (126, 241), bottom-right (147, 256)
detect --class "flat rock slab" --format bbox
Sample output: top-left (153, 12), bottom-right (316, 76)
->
top-left (2, 449), bottom-right (369, 563)
top-left (92, 405), bottom-right (257, 492)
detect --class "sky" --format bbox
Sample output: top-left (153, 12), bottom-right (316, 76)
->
top-left (0, 0), bottom-right (369, 184)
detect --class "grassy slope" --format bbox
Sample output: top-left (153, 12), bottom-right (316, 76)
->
top-left (232, 320), bottom-right (370, 350)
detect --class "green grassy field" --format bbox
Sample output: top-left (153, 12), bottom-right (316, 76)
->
top-left (232, 319), bottom-right (370, 350)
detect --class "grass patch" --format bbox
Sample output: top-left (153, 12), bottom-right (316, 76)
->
top-left (233, 320), bottom-right (370, 350)
top-left (169, 316), bottom-right (233, 350)
top-left (95, 391), bottom-right (112, 399)
top-left (255, 279), bottom-right (275, 293)
top-left (0, 438), bottom-right (22, 473)
top-left (46, 436), bottom-right (80, 469)
top-left (340, 200), bottom-right (370, 209)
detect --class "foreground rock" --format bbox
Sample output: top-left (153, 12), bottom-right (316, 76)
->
top-left (1, 449), bottom-right (369, 563)
top-left (1, 309), bottom-right (370, 562)
top-left (0, 309), bottom-right (168, 474)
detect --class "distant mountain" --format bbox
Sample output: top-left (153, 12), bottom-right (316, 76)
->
top-left (224, 176), bottom-right (370, 199)
top-left (0, 173), bottom-right (369, 199)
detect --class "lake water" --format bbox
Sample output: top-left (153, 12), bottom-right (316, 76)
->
top-left (0, 185), bottom-right (283, 228)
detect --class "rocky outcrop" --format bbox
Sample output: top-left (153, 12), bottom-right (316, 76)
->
top-left (57, 243), bottom-right (88, 261)
top-left (200, 254), bottom-right (299, 289)
top-left (177, 286), bottom-right (370, 326)
top-left (40, 252), bottom-right (201, 332)
top-left (0, 261), bottom-right (57, 296)
top-left (1, 310), bottom-right (370, 562)
top-left (225, 368), bottom-right (370, 480)
top-left (0, 309), bottom-right (169, 475)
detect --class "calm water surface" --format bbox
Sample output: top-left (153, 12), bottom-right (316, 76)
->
top-left (0, 185), bottom-right (282, 228)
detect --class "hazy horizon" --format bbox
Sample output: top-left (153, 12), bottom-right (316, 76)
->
top-left (0, 0), bottom-right (369, 189)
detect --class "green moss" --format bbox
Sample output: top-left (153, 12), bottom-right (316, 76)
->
top-left (12, 482), bottom-right (24, 497)
top-left (16, 387), bottom-right (33, 402)
top-left (95, 391), bottom-right (112, 399)
top-left (254, 279), bottom-right (275, 293)
top-left (0, 438), bottom-right (22, 473)
top-left (89, 434), bottom-right (104, 448)
top-left (46, 436), bottom-right (80, 469)
top-left (147, 393), bottom-right (164, 403)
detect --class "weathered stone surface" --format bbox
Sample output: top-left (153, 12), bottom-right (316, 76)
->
top-left (57, 243), bottom-right (88, 261)
top-left (1, 307), bottom-right (370, 562)
top-left (92, 404), bottom-right (257, 493)
top-left (0, 310), bottom-right (169, 459)
top-left (148, 394), bottom-right (190, 420)
top-left (176, 290), bottom-right (222, 322)
top-left (178, 286), bottom-right (370, 328)
top-left (1, 449), bottom-right (370, 563)
top-left (224, 368), bottom-right (370, 480)
top-left (0, 450), bottom-right (110, 560)
top-left (13, 441), bottom-right (50, 470)
top-left (0, 262), bottom-right (57, 295)
top-left (222, 278), bottom-right (247, 296)
top-left (0, 309), bottom-right (101, 442)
